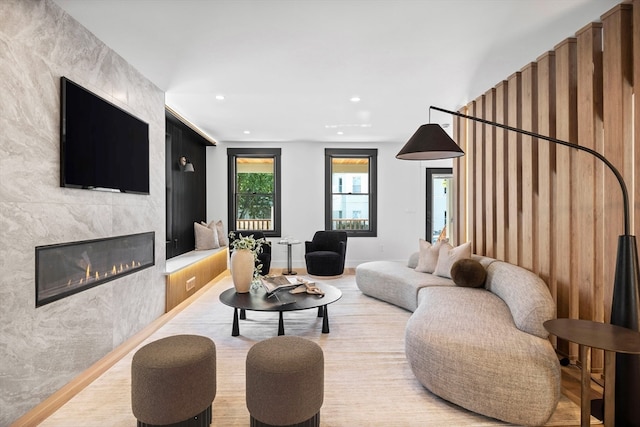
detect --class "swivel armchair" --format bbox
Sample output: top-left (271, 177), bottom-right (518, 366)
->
top-left (304, 231), bottom-right (347, 276)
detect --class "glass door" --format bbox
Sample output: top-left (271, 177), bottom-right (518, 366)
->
top-left (426, 168), bottom-right (454, 244)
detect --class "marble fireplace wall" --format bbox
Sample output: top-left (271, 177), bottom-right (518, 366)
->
top-left (0, 1), bottom-right (166, 424)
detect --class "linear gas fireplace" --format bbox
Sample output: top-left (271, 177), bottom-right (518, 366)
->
top-left (36, 232), bottom-right (155, 307)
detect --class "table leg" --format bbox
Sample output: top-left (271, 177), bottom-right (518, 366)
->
top-left (317, 306), bottom-right (324, 317)
top-left (240, 308), bottom-right (246, 320)
top-left (604, 350), bottom-right (615, 427)
top-left (278, 311), bottom-right (285, 335)
top-left (283, 244), bottom-right (297, 275)
top-left (579, 344), bottom-right (591, 427)
top-left (232, 308), bottom-right (240, 337)
top-left (322, 305), bottom-right (330, 334)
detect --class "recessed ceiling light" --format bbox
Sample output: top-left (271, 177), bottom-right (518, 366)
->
top-left (215, 94), bottom-right (225, 101)
top-left (243, 130), bottom-right (251, 135)
top-left (337, 131), bottom-right (344, 135)
top-left (350, 96), bottom-right (361, 103)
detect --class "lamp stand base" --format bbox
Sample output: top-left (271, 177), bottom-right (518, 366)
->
top-left (610, 235), bottom-right (640, 426)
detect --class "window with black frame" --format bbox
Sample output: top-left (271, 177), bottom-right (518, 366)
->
top-left (227, 148), bottom-right (281, 237)
top-left (325, 148), bottom-right (377, 237)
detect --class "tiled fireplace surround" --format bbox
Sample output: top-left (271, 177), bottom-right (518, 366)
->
top-left (1, 1), bottom-right (166, 424)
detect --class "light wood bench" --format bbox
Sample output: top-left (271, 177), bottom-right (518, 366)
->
top-left (164, 247), bottom-right (228, 312)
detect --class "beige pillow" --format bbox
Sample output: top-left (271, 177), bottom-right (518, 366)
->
top-left (434, 241), bottom-right (472, 279)
top-left (415, 239), bottom-right (442, 273)
top-left (201, 221), bottom-right (220, 249)
top-left (215, 220), bottom-right (228, 246)
top-left (194, 222), bottom-right (217, 250)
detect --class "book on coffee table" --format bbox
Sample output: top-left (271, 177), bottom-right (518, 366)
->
top-left (261, 275), bottom-right (298, 295)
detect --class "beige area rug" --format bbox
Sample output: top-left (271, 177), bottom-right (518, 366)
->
top-left (41, 274), bottom-right (591, 426)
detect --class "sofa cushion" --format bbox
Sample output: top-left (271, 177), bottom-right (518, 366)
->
top-left (450, 258), bottom-right (486, 288)
top-left (415, 239), bottom-right (442, 273)
top-left (356, 261), bottom-right (453, 312)
top-left (484, 261), bottom-right (556, 339)
top-left (210, 220), bottom-right (228, 246)
top-left (407, 252), bottom-right (419, 269)
top-left (194, 222), bottom-right (219, 250)
top-left (434, 241), bottom-right (471, 278)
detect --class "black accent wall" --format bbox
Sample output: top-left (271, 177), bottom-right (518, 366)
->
top-left (165, 110), bottom-right (212, 258)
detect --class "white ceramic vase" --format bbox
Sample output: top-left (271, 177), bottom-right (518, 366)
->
top-left (230, 249), bottom-right (254, 293)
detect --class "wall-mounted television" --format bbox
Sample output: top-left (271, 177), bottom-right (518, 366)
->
top-left (60, 77), bottom-right (150, 194)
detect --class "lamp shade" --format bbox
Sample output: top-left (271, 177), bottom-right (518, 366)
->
top-left (396, 124), bottom-right (464, 160)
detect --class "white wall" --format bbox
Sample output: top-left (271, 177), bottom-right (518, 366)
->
top-left (207, 140), bottom-right (452, 270)
top-left (0, 1), bottom-right (166, 424)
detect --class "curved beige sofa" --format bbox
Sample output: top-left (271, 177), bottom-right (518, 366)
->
top-left (355, 253), bottom-right (561, 426)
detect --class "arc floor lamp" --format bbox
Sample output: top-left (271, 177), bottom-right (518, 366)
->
top-left (397, 105), bottom-right (640, 425)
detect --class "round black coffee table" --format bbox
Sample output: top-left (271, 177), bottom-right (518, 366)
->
top-left (219, 282), bottom-right (342, 336)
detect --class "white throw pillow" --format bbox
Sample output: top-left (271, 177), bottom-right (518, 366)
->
top-left (415, 239), bottom-right (442, 273)
top-left (214, 220), bottom-right (228, 246)
top-left (194, 222), bottom-right (218, 250)
top-left (434, 241), bottom-right (472, 279)
top-left (202, 221), bottom-right (221, 248)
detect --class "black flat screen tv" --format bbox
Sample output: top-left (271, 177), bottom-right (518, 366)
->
top-left (60, 77), bottom-right (150, 194)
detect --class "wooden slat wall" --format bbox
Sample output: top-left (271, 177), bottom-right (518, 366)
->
top-left (452, 1), bottom-right (637, 365)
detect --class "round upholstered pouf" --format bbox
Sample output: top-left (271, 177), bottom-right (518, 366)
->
top-left (131, 334), bottom-right (216, 427)
top-left (246, 336), bottom-right (324, 427)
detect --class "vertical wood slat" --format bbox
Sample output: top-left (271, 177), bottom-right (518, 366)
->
top-left (601, 4), bottom-right (633, 320)
top-left (474, 97), bottom-right (486, 255)
top-left (507, 72), bottom-right (522, 266)
top-left (554, 37), bottom-right (578, 359)
top-left (494, 81), bottom-right (509, 261)
top-left (634, 0), bottom-right (640, 244)
top-left (484, 89), bottom-right (496, 258)
top-left (576, 22), bottom-right (604, 370)
top-left (536, 52), bottom-right (556, 301)
top-left (467, 101), bottom-right (477, 249)
top-left (453, 114), bottom-right (467, 245)
top-left (520, 63), bottom-right (538, 272)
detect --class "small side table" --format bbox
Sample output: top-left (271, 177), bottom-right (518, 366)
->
top-left (544, 318), bottom-right (640, 427)
top-left (278, 239), bottom-right (300, 275)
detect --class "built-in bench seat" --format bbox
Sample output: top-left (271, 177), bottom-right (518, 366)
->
top-left (164, 247), bottom-right (228, 312)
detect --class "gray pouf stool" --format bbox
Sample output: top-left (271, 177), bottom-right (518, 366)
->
top-left (246, 336), bottom-right (324, 427)
top-left (131, 334), bottom-right (216, 427)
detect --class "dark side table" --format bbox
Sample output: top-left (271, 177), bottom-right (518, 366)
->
top-left (544, 318), bottom-right (640, 427)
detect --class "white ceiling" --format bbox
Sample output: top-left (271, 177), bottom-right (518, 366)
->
top-left (53, 0), bottom-right (620, 145)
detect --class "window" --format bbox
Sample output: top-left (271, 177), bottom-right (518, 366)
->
top-left (325, 148), bottom-right (377, 237)
top-left (227, 148), bottom-right (281, 237)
